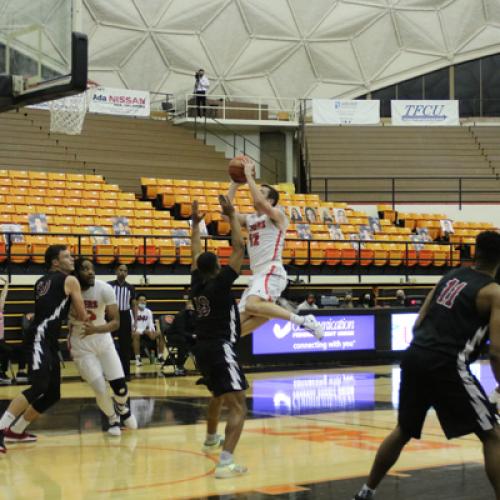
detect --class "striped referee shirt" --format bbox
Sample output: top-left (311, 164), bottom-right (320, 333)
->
top-left (108, 280), bottom-right (136, 311)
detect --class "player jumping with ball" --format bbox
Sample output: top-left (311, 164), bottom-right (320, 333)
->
top-left (227, 156), bottom-right (324, 339)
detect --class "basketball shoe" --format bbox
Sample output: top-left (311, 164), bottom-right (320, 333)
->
top-left (107, 416), bottom-right (121, 437)
top-left (4, 428), bottom-right (37, 443)
top-left (202, 434), bottom-right (224, 453)
top-left (215, 461), bottom-right (247, 479)
top-left (302, 314), bottom-right (324, 340)
top-left (353, 494), bottom-right (374, 500)
top-left (122, 412), bottom-right (138, 430)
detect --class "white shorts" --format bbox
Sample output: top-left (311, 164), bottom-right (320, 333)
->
top-left (239, 264), bottom-right (287, 313)
top-left (69, 333), bottom-right (124, 382)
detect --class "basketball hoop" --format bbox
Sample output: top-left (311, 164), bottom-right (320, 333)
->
top-left (49, 80), bottom-right (98, 135)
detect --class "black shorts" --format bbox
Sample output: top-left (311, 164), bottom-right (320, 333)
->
top-left (194, 340), bottom-right (248, 398)
top-left (399, 345), bottom-right (498, 439)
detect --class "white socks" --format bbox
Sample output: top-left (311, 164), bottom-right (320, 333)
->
top-left (0, 411), bottom-right (16, 430)
top-left (358, 484), bottom-right (375, 498)
top-left (11, 415), bottom-right (30, 434)
top-left (290, 314), bottom-right (305, 326)
top-left (219, 450), bottom-right (233, 465)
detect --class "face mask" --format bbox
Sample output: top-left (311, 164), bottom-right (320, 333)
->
top-left (138, 303), bottom-right (146, 310)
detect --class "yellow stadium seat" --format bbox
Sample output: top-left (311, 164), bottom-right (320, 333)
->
top-left (95, 245), bottom-right (115, 265)
top-left (113, 238), bottom-right (136, 265)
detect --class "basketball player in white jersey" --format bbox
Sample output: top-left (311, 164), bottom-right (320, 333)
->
top-left (69, 258), bottom-right (137, 436)
top-left (228, 157), bottom-right (324, 339)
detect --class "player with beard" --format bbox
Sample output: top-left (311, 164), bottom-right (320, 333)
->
top-left (69, 258), bottom-right (137, 436)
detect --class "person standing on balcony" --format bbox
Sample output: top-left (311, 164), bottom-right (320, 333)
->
top-left (194, 69), bottom-right (210, 117)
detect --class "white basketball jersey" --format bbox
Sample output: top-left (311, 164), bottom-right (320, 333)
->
top-left (246, 212), bottom-right (288, 274)
top-left (69, 280), bottom-right (117, 337)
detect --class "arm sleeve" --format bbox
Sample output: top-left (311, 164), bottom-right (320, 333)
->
top-left (129, 284), bottom-right (136, 303)
top-left (216, 266), bottom-right (238, 291)
top-left (102, 283), bottom-right (117, 307)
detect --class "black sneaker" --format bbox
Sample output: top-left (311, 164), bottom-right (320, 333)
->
top-left (195, 377), bottom-right (207, 386)
top-left (0, 429), bottom-right (6, 453)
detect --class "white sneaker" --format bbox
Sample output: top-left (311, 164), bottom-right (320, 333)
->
top-left (135, 358), bottom-right (142, 367)
top-left (122, 414), bottom-right (138, 430)
top-left (107, 419), bottom-right (121, 437)
top-left (202, 434), bottom-right (224, 453)
top-left (302, 314), bottom-right (324, 340)
top-left (215, 461), bottom-right (247, 479)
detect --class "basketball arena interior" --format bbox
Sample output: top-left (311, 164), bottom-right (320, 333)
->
top-left (0, 1), bottom-right (500, 499)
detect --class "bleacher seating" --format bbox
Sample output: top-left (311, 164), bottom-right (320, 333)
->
top-left (0, 168), bottom-right (493, 269)
top-left (306, 126), bottom-right (500, 202)
top-left (0, 109), bottom-right (229, 194)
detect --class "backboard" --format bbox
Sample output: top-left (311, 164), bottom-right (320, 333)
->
top-left (0, 0), bottom-right (87, 112)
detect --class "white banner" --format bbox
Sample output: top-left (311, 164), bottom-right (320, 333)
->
top-left (312, 99), bottom-right (380, 125)
top-left (88, 87), bottom-right (150, 117)
top-left (391, 100), bottom-right (459, 126)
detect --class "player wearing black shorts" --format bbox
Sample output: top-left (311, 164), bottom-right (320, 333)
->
top-left (0, 245), bottom-right (88, 452)
top-left (354, 231), bottom-right (500, 500)
top-left (190, 196), bottom-right (248, 478)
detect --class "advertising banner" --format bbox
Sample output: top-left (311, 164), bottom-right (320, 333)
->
top-left (89, 87), bottom-right (150, 117)
top-left (312, 99), bottom-right (380, 125)
top-left (391, 100), bottom-right (459, 126)
top-left (252, 314), bottom-right (375, 355)
top-left (391, 312), bottom-right (418, 351)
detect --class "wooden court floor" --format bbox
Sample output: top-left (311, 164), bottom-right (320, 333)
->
top-left (0, 361), bottom-right (496, 500)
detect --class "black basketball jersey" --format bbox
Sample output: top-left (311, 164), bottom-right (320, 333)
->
top-left (30, 271), bottom-right (71, 350)
top-left (191, 266), bottom-right (240, 342)
top-left (412, 267), bottom-right (494, 363)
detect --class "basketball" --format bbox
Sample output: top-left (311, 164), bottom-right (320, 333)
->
top-left (228, 155), bottom-right (248, 183)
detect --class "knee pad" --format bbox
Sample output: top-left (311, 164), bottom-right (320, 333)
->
top-left (109, 377), bottom-right (128, 398)
top-left (88, 375), bottom-right (108, 397)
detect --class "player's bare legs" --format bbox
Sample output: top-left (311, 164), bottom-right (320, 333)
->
top-left (206, 396), bottom-right (223, 435)
top-left (222, 391), bottom-right (246, 453)
top-left (132, 332), bottom-right (141, 365)
top-left (240, 314), bottom-right (268, 337)
top-left (202, 397), bottom-right (225, 453)
top-left (480, 426), bottom-right (500, 499)
top-left (368, 426), bottom-right (411, 488)
top-left (241, 295), bottom-right (324, 339)
top-left (214, 391), bottom-right (247, 478)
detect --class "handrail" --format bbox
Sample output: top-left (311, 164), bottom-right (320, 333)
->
top-left (183, 93), bottom-right (298, 121)
top-left (1, 230), bottom-right (471, 284)
top-left (309, 175), bottom-right (500, 208)
top-left (193, 115), bottom-right (280, 183)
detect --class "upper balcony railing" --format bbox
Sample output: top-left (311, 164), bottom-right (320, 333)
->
top-left (174, 94), bottom-right (299, 123)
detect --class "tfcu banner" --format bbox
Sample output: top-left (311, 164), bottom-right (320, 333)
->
top-left (89, 87), bottom-right (150, 117)
top-left (391, 100), bottom-right (459, 126)
top-left (252, 314), bottom-right (375, 355)
top-left (312, 99), bottom-right (380, 125)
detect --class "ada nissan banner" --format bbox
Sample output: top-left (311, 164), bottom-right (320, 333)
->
top-left (391, 100), bottom-right (459, 126)
top-left (89, 87), bottom-right (150, 117)
top-left (312, 99), bottom-right (380, 125)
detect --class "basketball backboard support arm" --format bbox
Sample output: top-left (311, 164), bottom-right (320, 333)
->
top-left (0, 32), bottom-right (88, 113)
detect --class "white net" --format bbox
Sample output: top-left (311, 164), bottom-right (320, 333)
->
top-left (49, 91), bottom-right (88, 135)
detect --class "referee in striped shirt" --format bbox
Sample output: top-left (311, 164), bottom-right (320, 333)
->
top-left (108, 264), bottom-right (137, 380)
